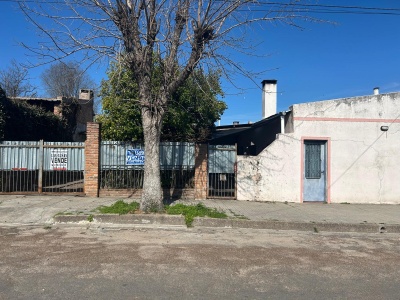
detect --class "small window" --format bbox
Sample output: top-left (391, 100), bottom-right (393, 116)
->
top-left (305, 143), bottom-right (321, 179)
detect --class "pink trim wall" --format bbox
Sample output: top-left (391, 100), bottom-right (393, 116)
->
top-left (294, 117), bottom-right (400, 124)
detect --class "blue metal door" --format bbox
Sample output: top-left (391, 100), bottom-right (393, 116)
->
top-left (303, 141), bottom-right (326, 202)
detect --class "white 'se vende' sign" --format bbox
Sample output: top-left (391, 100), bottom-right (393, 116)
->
top-left (51, 149), bottom-right (68, 170)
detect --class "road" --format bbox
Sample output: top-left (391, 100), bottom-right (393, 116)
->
top-left (0, 225), bottom-right (399, 299)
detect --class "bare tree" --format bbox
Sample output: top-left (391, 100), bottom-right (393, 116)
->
top-left (20, 0), bottom-right (315, 211)
top-left (41, 61), bottom-right (96, 99)
top-left (0, 59), bottom-right (37, 98)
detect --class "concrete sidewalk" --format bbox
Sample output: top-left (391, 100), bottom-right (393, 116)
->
top-left (0, 194), bottom-right (399, 233)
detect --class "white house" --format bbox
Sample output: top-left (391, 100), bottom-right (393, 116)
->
top-left (234, 82), bottom-right (400, 204)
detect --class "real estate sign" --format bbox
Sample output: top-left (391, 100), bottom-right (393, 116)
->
top-left (50, 149), bottom-right (68, 170)
top-left (126, 149), bottom-right (145, 165)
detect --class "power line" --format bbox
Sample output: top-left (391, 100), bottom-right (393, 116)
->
top-left (1, 0), bottom-right (400, 16)
top-left (260, 2), bottom-right (400, 15)
top-left (246, 9), bottom-right (400, 16)
top-left (262, 2), bottom-right (400, 12)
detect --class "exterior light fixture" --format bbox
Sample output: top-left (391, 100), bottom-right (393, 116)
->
top-left (380, 126), bottom-right (389, 132)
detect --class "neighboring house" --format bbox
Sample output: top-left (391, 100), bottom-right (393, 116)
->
top-left (212, 80), bottom-right (400, 204)
top-left (12, 89), bottom-right (94, 142)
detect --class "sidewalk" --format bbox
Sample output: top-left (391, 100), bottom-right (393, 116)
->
top-left (0, 194), bottom-right (399, 233)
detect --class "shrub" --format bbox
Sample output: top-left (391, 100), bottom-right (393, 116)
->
top-left (0, 89), bottom-right (74, 141)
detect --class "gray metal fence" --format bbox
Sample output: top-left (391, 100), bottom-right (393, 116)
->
top-left (100, 141), bottom-right (195, 190)
top-left (0, 141), bottom-right (84, 193)
top-left (208, 145), bottom-right (237, 198)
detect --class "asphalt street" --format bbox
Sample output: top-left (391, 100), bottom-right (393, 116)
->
top-left (0, 226), bottom-right (399, 299)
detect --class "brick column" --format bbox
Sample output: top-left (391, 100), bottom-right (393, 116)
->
top-left (194, 144), bottom-right (208, 200)
top-left (84, 122), bottom-right (101, 197)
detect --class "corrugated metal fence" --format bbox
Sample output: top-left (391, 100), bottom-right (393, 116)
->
top-left (100, 141), bottom-right (195, 190)
top-left (0, 141), bottom-right (84, 193)
top-left (208, 145), bottom-right (237, 198)
top-left (0, 139), bottom-right (236, 197)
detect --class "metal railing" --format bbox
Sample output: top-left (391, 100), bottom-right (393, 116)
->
top-left (100, 141), bottom-right (195, 190)
top-left (0, 141), bottom-right (84, 193)
top-left (208, 145), bottom-right (237, 199)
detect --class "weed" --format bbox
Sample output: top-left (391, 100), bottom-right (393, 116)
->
top-left (166, 203), bottom-right (227, 227)
top-left (228, 209), bottom-right (249, 220)
top-left (87, 214), bottom-right (94, 222)
top-left (43, 226), bottom-right (52, 230)
top-left (313, 226), bottom-right (319, 233)
top-left (340, 202), bottom-right (350, 204)
top-left (145, 202), bottom-right (164, 213)
top-left (97, 200), bottom-right (140, 215)
top-left (55, 212), bottom-right (73, 216)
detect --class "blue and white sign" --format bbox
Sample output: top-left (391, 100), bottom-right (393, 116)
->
top-left (126, 149), bottom-right (145, 165)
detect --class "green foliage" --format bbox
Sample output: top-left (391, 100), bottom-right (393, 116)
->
top-left (96, 64), bottom-right (142, 141)
top-left (0, 89), bottom-right (72, 141)
top-left (97, 62), bottom-right (226, 142)
top-left (166, 203), bottom-right (228, 227)
top-left (65, 199), bottom-right (228, 227)
top-left (163, 70), bottom-right (226, 142)
top-left (97, 200), bottom-right (140, 215)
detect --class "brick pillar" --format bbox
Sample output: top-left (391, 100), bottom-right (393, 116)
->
top-left (84, 122), bottom-right (101, 197)
top-left (194, 144), bottom-right (208, 200)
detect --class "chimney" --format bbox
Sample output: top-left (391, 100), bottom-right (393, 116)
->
top-left (79, 89), bottom-right (94, 100)
top-left (262, 79), bottom-right (277, 119)
top-left (373, 87), bottom-right (380, 95)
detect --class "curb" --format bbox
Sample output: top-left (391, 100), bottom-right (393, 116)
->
top-left (54, 214), bottom-right (186, 226)
top-left (192, 218), bottom-right (400, 233)
top-left (53, 214), bottom-right (400, 233)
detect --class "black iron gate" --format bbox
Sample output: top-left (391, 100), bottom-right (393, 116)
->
top-left (0, 141), bottom-right (85, 193)
top-left (207, 144), bottom-right (237, 199)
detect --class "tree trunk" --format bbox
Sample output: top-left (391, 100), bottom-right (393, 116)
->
top-left (140, 105), bottom-right (164, 212)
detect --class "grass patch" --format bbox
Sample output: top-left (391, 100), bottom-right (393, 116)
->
top-left (91, 200), bottom-right (228, 227)
top-left (166, 203), bottom-right (227, 227)
top-left (87, 214), bottom-right (94, 222)
top-left (97, 200), bottom-right (140, 215)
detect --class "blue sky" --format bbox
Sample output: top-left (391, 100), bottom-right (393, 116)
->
top-left (1, 0), bottom-right (399, 125)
